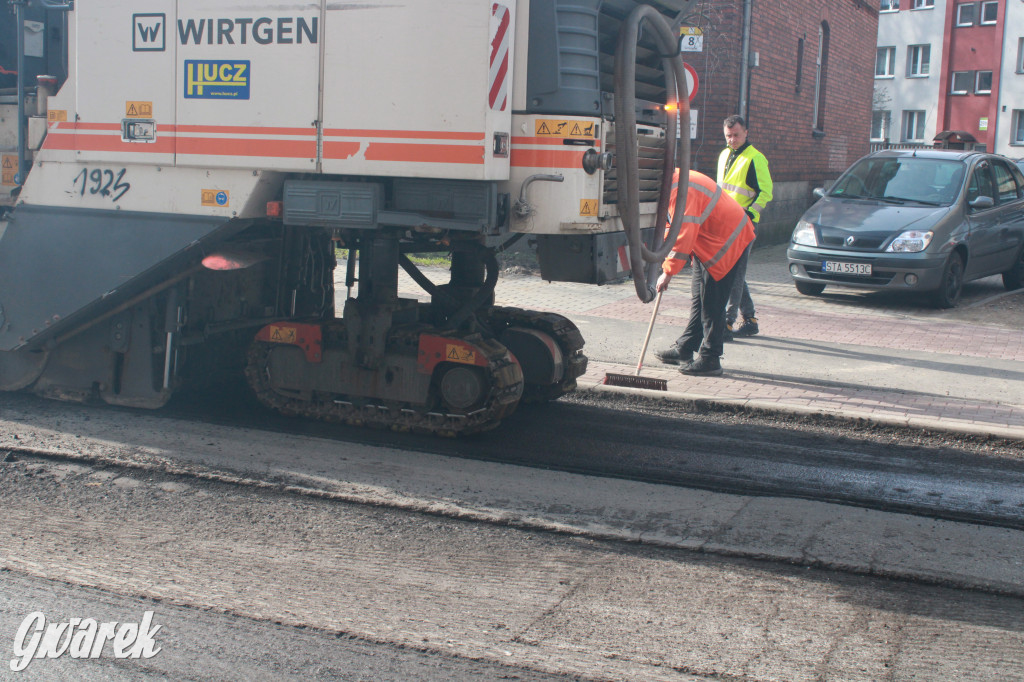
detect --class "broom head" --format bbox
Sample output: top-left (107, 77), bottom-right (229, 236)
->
top-left (603, 372), bottom-right (668, 391)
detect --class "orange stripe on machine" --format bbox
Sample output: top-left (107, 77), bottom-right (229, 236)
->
top-left (510, 147), bottom-right (586, 169)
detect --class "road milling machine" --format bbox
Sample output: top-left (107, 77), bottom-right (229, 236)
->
top-left (0, 0), bottom-right (692, 435)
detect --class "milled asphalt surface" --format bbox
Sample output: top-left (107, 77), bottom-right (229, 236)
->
top-left (473, 242), bottom-right (1024, 441)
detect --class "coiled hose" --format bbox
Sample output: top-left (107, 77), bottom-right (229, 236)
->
top-left (613, 4), bottom-right (692, 303)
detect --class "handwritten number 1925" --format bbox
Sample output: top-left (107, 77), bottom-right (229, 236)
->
top-left (73, 168), bottom-right (131, 202)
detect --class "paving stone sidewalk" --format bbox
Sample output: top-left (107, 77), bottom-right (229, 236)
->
top-left (384, 245), bottom-right (1024, 439)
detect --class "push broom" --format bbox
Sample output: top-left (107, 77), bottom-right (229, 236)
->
top-left (603, 290), bottom-right (668, 391)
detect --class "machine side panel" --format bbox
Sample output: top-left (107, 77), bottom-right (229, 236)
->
top-left (42, 0), bottom-right (178, 167)
top-left (173, 0), bottom-right (321, 171)
top-left (320, 0), bottom-right (513, 181)
top-left (0, 205), bottom-right (227, 351)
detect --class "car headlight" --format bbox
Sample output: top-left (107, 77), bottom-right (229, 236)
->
top-left (885, 230), bottom-right (934, 253)
top-left (792, 220), bottom-right (818, 246)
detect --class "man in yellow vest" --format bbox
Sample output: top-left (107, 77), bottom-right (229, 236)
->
top-left (654, 170), bottom-right (756, 376)
top-left (718, 115), bottom-right (772, 339)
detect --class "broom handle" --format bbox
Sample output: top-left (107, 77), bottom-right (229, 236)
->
top-left (635, 290), bottom-right (663, 376)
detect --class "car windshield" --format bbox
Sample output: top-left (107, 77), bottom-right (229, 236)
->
top-left (828, 157), bottom-right (966, 206)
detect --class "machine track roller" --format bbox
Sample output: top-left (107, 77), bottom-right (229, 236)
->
top-left (482, 307), bottom-right (587, 403)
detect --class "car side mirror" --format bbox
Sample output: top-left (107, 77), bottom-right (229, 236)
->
top-left (968, 196), bottom-right (994, 210)
top-left (812, 187), bottom-right (826, 199)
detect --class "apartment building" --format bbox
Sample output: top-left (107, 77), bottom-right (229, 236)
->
top-left (874, 0), bottom-right (1023, 155)
top-left (873, 0), bottom-right (947, 147)
top-left (994, 0), bottom-right (1024, 155)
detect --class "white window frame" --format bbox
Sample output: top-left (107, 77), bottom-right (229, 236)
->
top-left (904, 110), bottom-right (926, 141)
top-left (908, 45), bottom-right (931, 77)
top-left (956, 3), bottom-right (977, 26)
top-left (1012, 110), bottom-right (1024, 145)
top-left (975, 70), bottom-right (992, 94)
top-left (951, 71), bottom-right (972, 94)
top-left (875, 47), bottom-right (895, 77)
top-left (871, 110), bottom-right (891, 141)
top-left (912, 0), bottom-right (934, 9)
top-left (980, 0), bottom-right (998, 24)
top-left (880, 0), bottom-right (899, 11)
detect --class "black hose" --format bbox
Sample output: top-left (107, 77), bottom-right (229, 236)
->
top-left (397, 250), bottom-right (498, 333)
top-left (613, 5), bottom-right (692, 303)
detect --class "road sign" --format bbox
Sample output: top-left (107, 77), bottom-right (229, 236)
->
top-left (683, 62), bottom-right (698, 102)
top-left (680, 27), bottom-right (703, 52)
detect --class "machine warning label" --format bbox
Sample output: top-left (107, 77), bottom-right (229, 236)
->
top-left (535, 119), bottom-right (596, 139)
top-left (185, 60), bottom-right (250, 99)
top-left (445, 344), bottom-right (476, 365)
top-left (268, 325), bottom-right (297, 344)
top-left (126, 102), bottom-right (153, 118)
top-left (47, 110), bottom-right (67, 122)
top-left (201, 189), bottom-right (230, 207)
top-left (2, 155), bottom-right (17, 186)
top-left (579, 199), bottom-right (599, 217)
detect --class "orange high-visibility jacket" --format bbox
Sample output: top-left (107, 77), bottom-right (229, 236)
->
top-left (661, 170), bottom-right (756, 281)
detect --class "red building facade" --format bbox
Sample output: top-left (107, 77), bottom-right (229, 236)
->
top-left (682, 0), bottom-right (878, 241)
top-left (936, 0), bottom-right (1006, 150)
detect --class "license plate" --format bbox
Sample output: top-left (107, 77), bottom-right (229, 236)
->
top-left (823, 261), bottom-right (871, 276)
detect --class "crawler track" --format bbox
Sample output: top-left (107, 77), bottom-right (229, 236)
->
top-left (245, 332), bottom-right (523, 437)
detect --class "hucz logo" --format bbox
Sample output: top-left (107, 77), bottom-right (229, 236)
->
top-left (133, 13), bottom-right (166, 52)
top-left (185, 60), bottom-right (251, 100)
top-left (10, 611), bottom-right (163, 672)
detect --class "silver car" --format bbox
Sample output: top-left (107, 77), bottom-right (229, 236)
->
top-left (787, 150), bottom-right (1024, 307)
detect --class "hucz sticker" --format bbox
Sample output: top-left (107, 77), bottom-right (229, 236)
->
top-left (185, 60), bottom-right (250, 99)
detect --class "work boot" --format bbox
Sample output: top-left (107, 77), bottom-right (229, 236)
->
top-left (734, 317), bottom-right (759, 338)
top-left (723, 321), bottom-right (735, 342)
top-left (679, 355), bottom-right (723, 376)
top-left (655, 346), bottom-right (693, 365)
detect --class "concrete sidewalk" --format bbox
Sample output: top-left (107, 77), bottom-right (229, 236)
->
top-left (397, 243), bottom-right (1024, 440)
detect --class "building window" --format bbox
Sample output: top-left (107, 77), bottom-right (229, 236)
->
top-left (1012, 110), bottom-right (1024, 145)
top-left (871, 110), bottom-right (891, 141)
top-left (875, 47), bottom-right (895, 77)
top-left (880, 0), bottom-right (899, 11)
top-left (980, 0), bottom-right (998, 24)
top-left (796, 37), bottom-right (805, 92)
top-left (951, 71), bottom-right (973, 94)
top-left (904, 110), bottom-right (926, 141)
top-left (975, 70), bottom-right (993, 94)
top-left (956, 3), bottom-right (977, 26)
top-left (907, 45), bottom-right (930, 77)
top-left (813, 22), bottom-right (830, 134)
top-left (1018, 38), bottom-right (1024, 73)
top-left (912, 0), bottom-right (934, 8)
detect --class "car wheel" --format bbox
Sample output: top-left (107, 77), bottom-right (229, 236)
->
top-left (1002, 247), bottom-right (1024, 291)
top-left (931, 251), bottom-right (964, 308)
top-left (795, 280), bottom-right (826, 296)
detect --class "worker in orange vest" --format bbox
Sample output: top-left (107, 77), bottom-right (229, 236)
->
top-left (654, 170), bottom-right (756, 375)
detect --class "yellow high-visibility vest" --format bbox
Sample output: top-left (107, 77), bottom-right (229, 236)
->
top-left (717, 144), bottom-right (773, 224)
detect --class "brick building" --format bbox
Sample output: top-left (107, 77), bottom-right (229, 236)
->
top-left (682, 0), bottom-right (878, 242)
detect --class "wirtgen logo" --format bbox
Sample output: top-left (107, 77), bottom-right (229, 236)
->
top-left (133, 13), bottom-right (167, 51)
top-left (9, 611), bottom-right (162, 672)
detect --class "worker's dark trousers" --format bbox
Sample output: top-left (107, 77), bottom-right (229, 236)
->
top-left (674, 258), bottom-right (739, 360)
